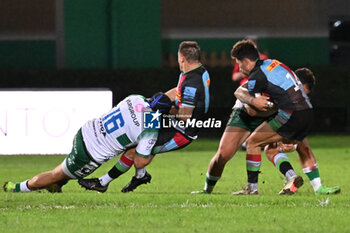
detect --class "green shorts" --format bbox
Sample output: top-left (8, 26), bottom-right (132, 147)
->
top-left (61, 129), bottom-right (101, 179)
top-left (226, 108), bottom-right (266, 132)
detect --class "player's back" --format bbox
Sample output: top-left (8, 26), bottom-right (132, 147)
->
top-left (82, 95), bottom-right (149, 163)
top-left (250, 59), bottom-right (312, 111)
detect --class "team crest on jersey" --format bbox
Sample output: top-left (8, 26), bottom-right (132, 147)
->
top-left (143, 110), bottom-right (161, 129)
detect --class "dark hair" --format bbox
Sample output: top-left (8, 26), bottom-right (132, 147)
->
top-left (148, 92), bottom-right (172, 114)
top-left (178, 41), bottom-right (201, 63)
top-left (295, 68), bottom-right (316, 91)
top-left (231, 40), bottom-right (259, 61)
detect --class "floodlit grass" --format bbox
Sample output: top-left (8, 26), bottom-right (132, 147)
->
top-left (1, 135), bottom-right (350, 233)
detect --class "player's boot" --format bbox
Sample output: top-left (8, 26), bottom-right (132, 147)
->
top-left (315, 185), bottom-right (341, 195)
top-left (279, 176), bottom-right (304, 195)
top-left (78, 178), bottom-right (109, 193)
top-left (232, 184), bottom-right (258, 195)
top-left (191, 189), bottom-right (211, 194)
top-left (121, 172), bottom-right (151, 193)
top-left (3, 181), bottom-right (16, 192)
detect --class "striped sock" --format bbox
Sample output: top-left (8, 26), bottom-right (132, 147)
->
top-left (204, 172), bottom-right (220, 193)
top-left (302, 163), bottom-right (321, 191)
top-left (246, 154), bottom-right (261, 184)
top-left (107, 155), bottom-right (134, 179)
top-left (15, 180), bottom-right (31, 192)
top-left (272, 153), bottom-right (296, 180)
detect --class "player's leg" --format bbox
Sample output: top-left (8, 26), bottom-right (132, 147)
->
top-left (194, 126), bottom-right (250, 194)
top-left (232, 114), bottom-right (267, 195)
top-left (297, 138), bottom-right (340, 195)
top-left (3, 164), bottom-right (70, 193)
top-left (248, 109), bottom-right (314, 194)
top-left (209, 127), bottom-right (250, 176)
top-left (246, 122), bottom-right (285, 154)
top-left (120, 151), bottom-right (154, 193)
top-left (193, 107), bottom-right (264, 195)
top-left (27, 164), bottom-right (70, 190)
top-left (78, 149), bottom-right (136, 192)
top-left (4, 129), bottom-right (99, 193)
top-left (101, 150), bottom-right (136, 186)
top-left (245, 121), bottom-right (304, 195)
top-left (264, 143), bottom-right (303, 194)
top-left (79, 129), bottom-right (192, 193)
top-left (121, 130), bottom-right (192, 193)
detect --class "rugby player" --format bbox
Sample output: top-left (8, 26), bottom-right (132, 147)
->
top-left (192, 56), bottom-right (339, 195)
top-left (231, 40), bottom-right (339, 195)
top-left (78, 41), bottom-right (211, 193)
top-left (3, 93), bottom-right (172, 193)
top-left (232, 37), bottom-right (268, 86)
top-left (191, 75), bottom-right (301, 195)
top-left (237, 68), bottom-right (340, 195)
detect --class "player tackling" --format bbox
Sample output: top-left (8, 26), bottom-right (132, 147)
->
top-left (3, 93), bottom-right (172, 193)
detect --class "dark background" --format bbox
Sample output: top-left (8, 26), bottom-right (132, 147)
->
top-left (0, 0), bottom-right (349, 135)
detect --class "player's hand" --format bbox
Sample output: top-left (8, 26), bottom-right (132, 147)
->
top-left (278, 142), bottom-right (297, 153)
top-left (251, 96), bottom-right (269, 111)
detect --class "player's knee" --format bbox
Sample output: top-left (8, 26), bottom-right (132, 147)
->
top-left (246, 136), bottom-right (260, 149)
top-left (134, 156), bottom-right (152, 168)
top-left (216, 147), bottom-right (234, 163)
top-left (51, 168), bottom-right (67, 182)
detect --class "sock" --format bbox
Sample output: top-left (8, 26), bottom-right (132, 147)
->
top-left (14, 180), bottom-right (31, 192)
top-left (135, 167), bottom-right (146, 178)
top-left (99, 174), bottom-right (113, 187)
top-left (302, 163), bottom-right (322, 191)
top-left (246, 154), bottom-right (261, 187)
top-left (107, 155), bottom-right (134, 179)
top-left (247, 182), bottom-right (258, 191)
top-left (272, 153), bottom-right (296, 180)
top-left (204, 172), bottom-right (221, 193)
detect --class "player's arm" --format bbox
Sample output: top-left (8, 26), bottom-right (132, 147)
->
top-left (169, 105), bottom-right (194, 121)
top-left (244, 103), bottom-right (277, 117)
top-left (234, 85), bottom-right (254, 105)
top-left (237, 73), bottom-right (270, 111)
top-left (234, 85), bottom-right (270, 113)
top-left (235, 83), bottom-right (277, 116)
top-left (241, 86), bottom-right (277, 117)
top-left (165, 87), bottom-right (177, 102)
top-left (165, 86), bottom-right (194, 121)
top-left (171, 84), bottom-right (198, 121)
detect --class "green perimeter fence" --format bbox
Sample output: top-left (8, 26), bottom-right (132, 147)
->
top-left (0, 66), bottom-right (349, 135)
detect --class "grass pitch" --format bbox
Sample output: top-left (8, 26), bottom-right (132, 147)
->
top-left (1, 135), bottom-right (350, 233)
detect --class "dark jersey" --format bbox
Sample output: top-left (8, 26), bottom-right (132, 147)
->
top-left (247, 59), bottom-right (312, 111)
top-left (174, 65), bottom-right (210, 137)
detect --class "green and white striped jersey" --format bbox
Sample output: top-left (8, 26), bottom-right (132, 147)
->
top-left (82, 95), bottom-right (158, 164)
